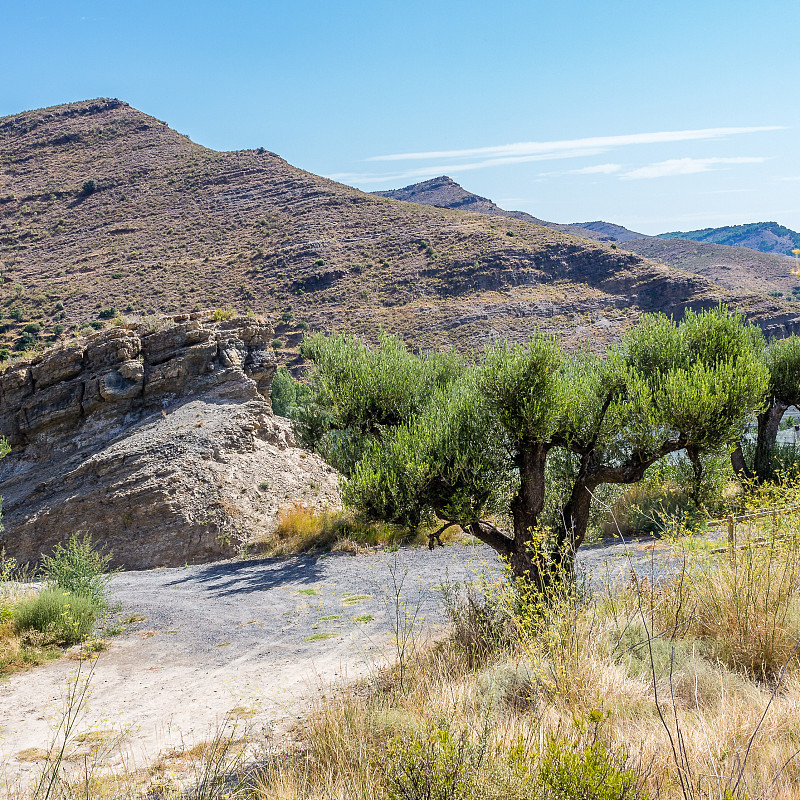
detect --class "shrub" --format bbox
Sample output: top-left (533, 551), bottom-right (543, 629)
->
top-left (271, 366), bottom-right (311, 416)
top-left (39, 533), bottom-right (115, 608)
top-left (81, 179), bottom-right (96, 195)
top-left (281, 311), bottom-right (294, 323)
top-left (297, 320), bottom-right (310, 331)
top-left (0, 348), bottom-right (9, 362)
top-left (54, 301), bottom-right (64, 312)
top-left (212, 307), bottom-right (233, 321)
top-left (314, 259), bottom-right (326, 267)
top-left (384, 726), bottom-right (474, 800)
top-left (537, 734), bottom-right (643, 800)
top-left (52, 324), bottom-right (65, 338)
top-left (8, 307), bottom-right (23, 322)
top-left (22, 323), bottom-right (40, 335)
top-left (14, 331), bottom-right (38, 351)
top-left (98, 307), bottom-right (117, 319)
top-left (271, 338), bottom-right (282, 349)
top-left (13, 588), bottom-right (96, 645)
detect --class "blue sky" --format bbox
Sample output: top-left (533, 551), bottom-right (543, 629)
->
top-left (2, 0), bottom-right (798, 234)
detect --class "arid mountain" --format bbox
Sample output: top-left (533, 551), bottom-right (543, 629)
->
top-left (575, 220), bottom-right (646, 243)
top-left (1, 98), bottom-right (798, 361)
top-left (622, 237), bottom-right (800, 301)
top-left (657, 222), bottom-right (800, 257)
top-left (372, 176), bottom-right (633, 242)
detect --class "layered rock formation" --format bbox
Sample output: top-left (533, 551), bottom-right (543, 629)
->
top-left (0, 314), bottom-right (339, 569)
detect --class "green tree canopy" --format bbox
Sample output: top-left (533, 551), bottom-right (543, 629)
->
top-left (303, 307), bottom-right (768, 585)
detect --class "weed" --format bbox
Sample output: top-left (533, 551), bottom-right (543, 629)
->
top-left (13, 587), bottom-right (97, 645)
top-left (39, 532), bottom-right (116, 607)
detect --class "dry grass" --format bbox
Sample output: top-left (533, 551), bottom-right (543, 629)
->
top-left (8, 500), bottom-right (800, 799)
top-left (261, 502), bottom-right (463, 555)
top-left (244, 537), bottom-right (800, 800)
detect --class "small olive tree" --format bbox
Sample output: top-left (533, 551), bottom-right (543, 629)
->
top-left (731, 335), bottom-right (800, 482)
top-left (304, 308), bottom-right (768, 585)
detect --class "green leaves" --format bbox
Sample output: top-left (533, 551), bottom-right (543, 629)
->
top-left (766, 335), bottom-right (800, 406)
top-left (345, 378), bottom-right (511, 528)
top-left (479, 335), bottom-right (568, 442)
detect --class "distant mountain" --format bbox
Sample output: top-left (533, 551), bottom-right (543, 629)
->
top-left (657, 222), bottom-right (800, 257)
top-left (574, 221), bottom-right (646, 243)
top-left (373, 177), bottom-right (644, 243)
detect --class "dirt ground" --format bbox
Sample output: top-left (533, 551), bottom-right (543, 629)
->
top-left (0, 537), bottom-right (677, 791)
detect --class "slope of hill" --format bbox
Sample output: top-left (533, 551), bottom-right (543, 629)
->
top-left (622, 237), bottom-right (800, 300)
top-left (1, 98), bottom-right (798, 360)
top-left (657, 222), bottom-right (800, 256)
top-left (372, 177), bottom-right (641, 243)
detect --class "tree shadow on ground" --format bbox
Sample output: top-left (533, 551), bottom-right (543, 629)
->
top-left (161, 553), bottom-right (343, 596)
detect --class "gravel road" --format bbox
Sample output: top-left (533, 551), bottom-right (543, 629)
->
top-left (0, 537), bottom-right (677, 788)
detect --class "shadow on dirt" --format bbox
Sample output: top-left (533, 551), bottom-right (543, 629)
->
top-left (163, 553), bottom-right (337, 596)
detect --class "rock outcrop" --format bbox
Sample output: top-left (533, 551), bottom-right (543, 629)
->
top-left (0, 314), bottom-right (339, 569)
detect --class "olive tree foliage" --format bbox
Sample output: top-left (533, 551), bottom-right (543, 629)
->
top-left (293, 332), bottom-right (466, 477)
top-left (731, 334), bottom-right (800, 482)
top-left (302, 308), bottom-right (768, 585)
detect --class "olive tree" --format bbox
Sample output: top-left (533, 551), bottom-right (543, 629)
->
top-left (305, 308), bottom-right (768, 585)
top-left (731, 335), bottom-right (800, 482)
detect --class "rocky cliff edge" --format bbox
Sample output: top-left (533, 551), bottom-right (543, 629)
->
top-left (0, 314), bottom-right (339, 569)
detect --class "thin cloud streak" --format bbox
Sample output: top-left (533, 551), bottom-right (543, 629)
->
top-left (327, 148), bottom-right (606, 185)
top-left (367, 126), bottom-right (783, 162)
top-left (621, 156), bottom-right (767, 180)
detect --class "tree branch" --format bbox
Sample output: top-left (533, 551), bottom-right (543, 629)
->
top-left (467, 520), bottom-right (515, 556)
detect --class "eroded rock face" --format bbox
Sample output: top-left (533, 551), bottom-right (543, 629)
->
top-left (0, 314), bottom-right (340, 569)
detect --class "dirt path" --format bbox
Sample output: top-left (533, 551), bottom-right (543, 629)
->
top-left (0, 537), bottom-right (677, 789)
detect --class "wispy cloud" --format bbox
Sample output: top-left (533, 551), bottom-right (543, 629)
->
top-left (621, 156), bottom-right (767, 180)
top-left (367, 126), bottom-right (782, 162)
top-left (569, 163), bottom-right (623, 175)
top-left (326, 148), bottom-right (605, 185)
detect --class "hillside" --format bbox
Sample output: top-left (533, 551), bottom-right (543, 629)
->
top-left (1, 98), bottom-right (799, 360)
top-left (657, 222), bottom-right (800, 256)
top-left (622, 237), bottom-right (800, 300)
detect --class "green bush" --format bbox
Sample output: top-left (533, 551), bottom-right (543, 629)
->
top-left (270, 366), bottom-right (311, 417)
top-left (281, 311), bottom-right (294, 323)
top-left (98, 307), bottom-right (117, 320)
top-left (13, 587), bottom-right (96, 645)
top-left (8, 307), bottom-right (23, 322)
top-left (0, 348), bottom-right (9, 362)
top-left (14, 331), bottom-right (38, 351)
top-left (537, 734), bottom-right (643, 800)
top-left (23, 323), bottom-right (41, 335)
top-left (384, 726), bottom-right (474, 800)
top-left (81, 179), bottom-right (96, 195)
top-left (39, 533), bottom-right (115, 608)
top-left (271, 338), bottom-right (282, 349)
top-left (297, 320), bottom-right (310, 331)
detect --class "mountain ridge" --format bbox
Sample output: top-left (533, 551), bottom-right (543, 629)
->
top-left (657, 222), bottom-right (800, 257)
